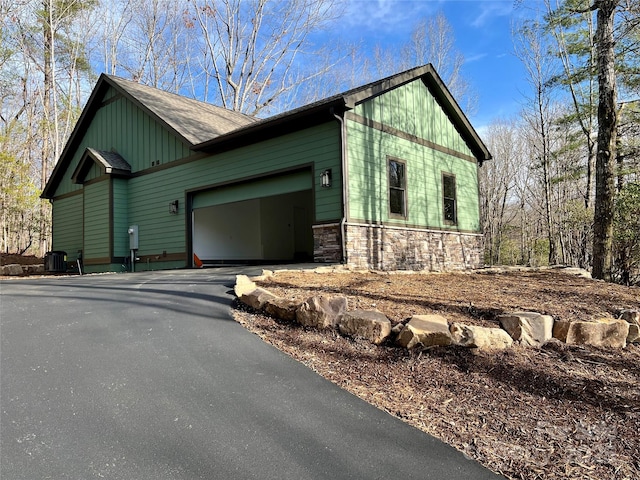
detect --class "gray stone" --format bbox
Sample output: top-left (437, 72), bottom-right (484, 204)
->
top-left (338, 309), bottom-right (391, 345)
top-left (450, 323), bottom-right (513, 350)
top-left (397, 315), bottom-right (453, 349)
top-left (499, 311), bottom-right (554, 347)
top-left (239, 287), bottom-right (277, 310)
top-left (1, 264), bottom-right (24, 276)
top-left (565, 320), bottom-right (629, 349)
top-left (26, 264), bottom-right (44, 274)
top-left (263, 296), bottom-right (299, 322)
top-left (296, 295), bottom-right (347, 329)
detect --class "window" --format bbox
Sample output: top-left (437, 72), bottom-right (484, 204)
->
top-left (442, 173), bottom-right (457, 224)
top-left (388, 158), bottom-right (406, 217)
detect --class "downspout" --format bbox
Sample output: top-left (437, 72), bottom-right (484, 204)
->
top-left (331, 107), bottom-right (348, 265)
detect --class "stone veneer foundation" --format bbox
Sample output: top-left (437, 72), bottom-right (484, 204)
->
top-left (313, 222), bottom-right (483, 271)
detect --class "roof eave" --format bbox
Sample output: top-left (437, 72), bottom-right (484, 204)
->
top-left (192, 97), bottom-right (347, 153)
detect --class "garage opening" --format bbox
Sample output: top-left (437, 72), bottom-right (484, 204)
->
top-left (191, 170), bottom-right (314, 265)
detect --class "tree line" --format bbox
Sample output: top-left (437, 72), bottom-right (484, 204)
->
top-left (480, 0), bottom-right (639, 284)
top-left (1, 0), bottom-right (638, 283)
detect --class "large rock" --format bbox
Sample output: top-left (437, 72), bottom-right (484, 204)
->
top-left (239, 287), bottom-right (277, 310)
top-left (565, 320), bottom-right (629, 349)
top-left (450, 323), bottom-right (513, 350)
top-left (234, 275), bottom-right (257, 297)
top-left (1, 264), bottom-right (24, 276)
top-left (553, 320), bottom-right (572, 342)
top-left (263, 296), bottom-right (299, 322)
top-left (499, 311), bottom-right (554, 347)
top-left (26, 264), bottom-right (44, 274)
top-left (296, 295), bottom-right (347, 329)
top-left (396, 315), bottom-right (453, 349)
top-left (338, 309), bottom-right (391, 345)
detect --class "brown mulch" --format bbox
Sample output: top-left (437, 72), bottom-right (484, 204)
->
top-left (233, 268), bottom-right (640, 480)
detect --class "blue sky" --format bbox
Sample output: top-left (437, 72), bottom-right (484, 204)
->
top-left (328, 0), bottom-right (537, 129)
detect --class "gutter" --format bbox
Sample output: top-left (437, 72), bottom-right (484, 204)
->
top-left (331, 107), bottom-right (348, 265)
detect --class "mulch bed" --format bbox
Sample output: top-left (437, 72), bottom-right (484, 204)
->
top-left (233, 268), bottom-right (640, 480)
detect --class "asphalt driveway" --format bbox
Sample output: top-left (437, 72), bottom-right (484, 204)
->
top-left (1, 268), bottom-right (503, 479)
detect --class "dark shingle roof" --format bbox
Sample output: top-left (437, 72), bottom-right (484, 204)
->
top-left (106, 76), bottom-right (257, 144)
top-left (70, 148), bottom-right (132, 184)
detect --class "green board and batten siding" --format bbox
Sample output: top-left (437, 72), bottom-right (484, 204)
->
top-left (127, 121), bottom-right (341, 257)
top-left (82, 180), bottom-right (110, 260)
top-left (50, 84), bottom-right (342, 268)
top-left (112, 178), bottom-right (129, 258)
top-left (346, 78), bottom-right (480, 232)
top-left (51, 194), bottom-right (83, 256)
top-left (53, 86), bottom-right (194, 197)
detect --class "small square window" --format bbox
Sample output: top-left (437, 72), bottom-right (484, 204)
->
top-left (443, 173), bottom-right (457, 224)
top-left (389, 159), bottom-right (406, 217)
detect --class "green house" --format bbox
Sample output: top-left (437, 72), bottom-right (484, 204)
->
top-left (42, 65), bottom-right (491, 273)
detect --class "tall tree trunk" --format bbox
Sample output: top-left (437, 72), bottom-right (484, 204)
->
top-left (41, 0), bottom-right (53, 255)
top-left (592, 0), bottom-right (618, 281)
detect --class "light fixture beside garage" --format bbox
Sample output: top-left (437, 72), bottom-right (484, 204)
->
top-left (169, 199), bottom-right (179, 214)
top-left (321, 169), bottom-right (332, 188)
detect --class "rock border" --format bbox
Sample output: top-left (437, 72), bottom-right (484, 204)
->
top-left (235, 271), bottom-right (639, 351)
top-left (0, 263), bottom-right (45, 276)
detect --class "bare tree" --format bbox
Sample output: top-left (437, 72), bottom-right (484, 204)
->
top-left (187, 0), bottom-right (342, 116)
top-left (368, 11), bottom-right (475, 113)
top-left (479, 119), bottom-right (524, 265)
top-left (515, 18), bottom-right (560, 265)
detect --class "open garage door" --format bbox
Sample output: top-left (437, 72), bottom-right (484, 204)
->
top-left (191, 170), bottom-right (314, 264)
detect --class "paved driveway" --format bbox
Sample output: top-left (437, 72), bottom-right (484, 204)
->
top-left (1, 269), bottom-right (503, 479)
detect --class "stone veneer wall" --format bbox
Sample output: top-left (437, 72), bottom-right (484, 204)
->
top-left (313, 222), bottom-right (484, 271)
top-left (313, 223), bottom-right (343, 263)
top-left (344, 223), bottom-right (483, 271)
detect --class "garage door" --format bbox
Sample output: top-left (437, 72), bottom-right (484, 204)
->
top-left (192, 170), bottom-right (311, 209)
top-left (191, 170), bottom-right (314, 263)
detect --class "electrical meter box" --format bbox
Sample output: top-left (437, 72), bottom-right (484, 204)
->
top-left (128, 225), bottom-right (139, 250)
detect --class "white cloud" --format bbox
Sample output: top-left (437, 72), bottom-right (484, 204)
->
top-left (469, 1), bottom-right (514, 28)
top-left (466, 53), bottom-right (488, 63)
top-left (339, 0), bottom-right (441, 34)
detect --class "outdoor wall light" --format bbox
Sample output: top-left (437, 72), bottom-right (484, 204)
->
top-left (321, 169), bottom-right (332, 188)
top-left (169, 199), bottom-right (179, 214)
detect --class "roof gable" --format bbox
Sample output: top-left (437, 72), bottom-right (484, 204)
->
top-left (71, 148), bottom-right (132, 184)
top-left (42, 74), bottom-right (256, 198)
top-left (194, 65), bottom-right (491, 163)
top-left (43, 65), bottom-right (490, 199)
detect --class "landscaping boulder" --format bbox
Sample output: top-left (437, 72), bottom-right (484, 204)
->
top-left (450, 323), bottom-right (513, 350)
top-left (26, 264), bottom-right (44, 274)
top-left (1, 264), bottom-right (24, 276)
top-left (296, 295), bottom-right (347, 329)
top-left (553, 320), bottom-right (572, 342)
top-left (234, 275), bottom-right (257, 297)
top-left (263, 296), bottom-right (299, 322)
top-left (239, 287), bottom-right (277, 310)
top-left (338, 309), bottom-right (391, 345)
top-left (565, 320), bottom-right (629, 349)
top-left (397, 315), bottom-right (453, 349)
top-left (498, 311), bottom-right (554, 347)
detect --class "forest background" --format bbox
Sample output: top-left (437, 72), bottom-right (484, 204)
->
top-left (1, 0), bottom-right (638, 284)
